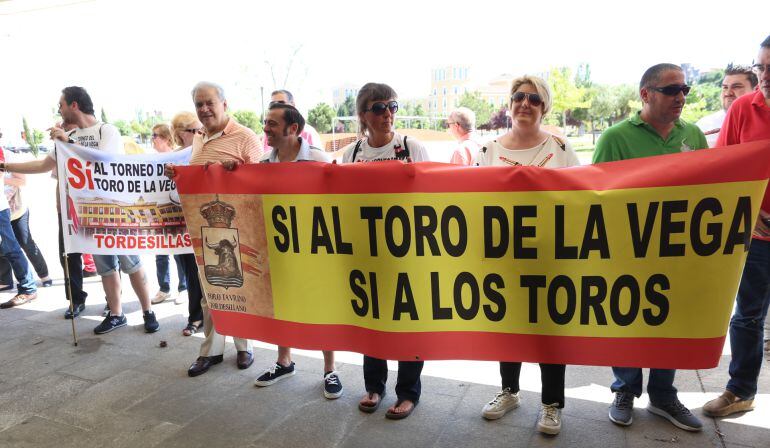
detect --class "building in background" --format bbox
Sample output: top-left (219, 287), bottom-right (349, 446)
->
top-left (332, 84), bottom-right (360, 108)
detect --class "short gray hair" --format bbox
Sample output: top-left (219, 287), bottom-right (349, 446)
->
top-left (450, 107), bottom-right (476, 132)
top-left (191, 81), bottom-right (226, 101)
top-left (271, 89), bottom-right (295, 105)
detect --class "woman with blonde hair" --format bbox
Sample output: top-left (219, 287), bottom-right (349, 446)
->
top-left (476, 75), bottom-right (579, 436)
top-left (170, 112), bottom-right (202, 148)
top-left (150, 123), bottom-right (189, 310)
top-left (161, 113), bottom-right (203, 336)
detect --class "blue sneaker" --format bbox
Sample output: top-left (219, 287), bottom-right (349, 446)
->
top-left (143, 310), bottom-right (159, 333)
top-left (255, 362), bottom-right (295, 387)
top-left (323, 371), bottom-right (343, 399)
top-left (94, 314), bottom-right (127, 334)
top-left (648, 399), bottom-right (702, 432)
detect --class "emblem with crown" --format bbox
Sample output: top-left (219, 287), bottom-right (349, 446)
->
top-left (200, 195), bottom-right (236, 229)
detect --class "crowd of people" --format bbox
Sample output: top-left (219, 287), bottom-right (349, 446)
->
top-left (0, 34), bottom-right (768, 438)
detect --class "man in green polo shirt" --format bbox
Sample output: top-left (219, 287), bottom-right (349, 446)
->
top-left (594, 63), bottom-right (707, 432)
top-left (594, 67), bottom-right (707, 163)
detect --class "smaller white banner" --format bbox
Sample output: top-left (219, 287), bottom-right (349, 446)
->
top-left (55, 141), bottom-right (194, 255)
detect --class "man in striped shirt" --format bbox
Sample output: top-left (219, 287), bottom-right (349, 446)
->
top-left (166, 81), bottom-right (262, 377)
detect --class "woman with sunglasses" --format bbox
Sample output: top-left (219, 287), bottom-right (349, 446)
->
top-left (168, 112), bottom-right (205, 336)
top-left (476, 75), bottom-right (579, 436)
top-left (171, 111), bottom-right (203, 149)
top-left (341, 82), bottom-right (428, 420)
top-left (150, 123), bottom-right (189, 306)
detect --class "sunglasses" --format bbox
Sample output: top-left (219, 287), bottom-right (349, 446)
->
top-left (366, 100), bottom-right (398, 115)
top-left (649, 84), bottom-right (691, 96)
top-left (269, 100), bottom-right (287, 107)
top-left (511, 92), bottom-right (543, 107)
top-left (151, 133), bottom-right (161, 139)
top-left (182, 128), bottom-right (202, 134)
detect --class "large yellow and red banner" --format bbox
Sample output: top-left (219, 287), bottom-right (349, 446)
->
top-left (175, 140), bottom-right (770, 369)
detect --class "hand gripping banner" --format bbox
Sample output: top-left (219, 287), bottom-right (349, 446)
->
top-left (56, 141), bottom-right (194, 255)
top-left (175, 140), bottom-right (770, 369)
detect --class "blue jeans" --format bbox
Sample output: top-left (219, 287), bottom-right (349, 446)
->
top-left (155, 255), bottom-right (187, 293)
top-left (0, 209), bottom-right (36, 295)
top-left (611, 368), bottom-right (677, 403)
top-left (727, 239), bottom-right (770, 399)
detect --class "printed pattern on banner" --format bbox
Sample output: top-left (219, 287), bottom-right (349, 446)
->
top-left (55, 141), bottom-right (194, 255)
top-left (175, 140), bottom-right (770, 369)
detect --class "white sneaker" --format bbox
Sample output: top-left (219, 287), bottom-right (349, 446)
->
top-left (174, 290), bottom-right (188, 305)
top-left (537, 403), bottom-right (562, 435)
top-left (151, 290), bottom-right (171, 304)
top-left (481, 388), bottom-right (520, 420)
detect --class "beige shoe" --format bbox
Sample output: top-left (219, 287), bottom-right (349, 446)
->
top-left (174, 290), bottom-right (188, 305)
top-left (151, 290), bottom-right (171, 304)
top-left (703, 390), bottom-right (754, 417)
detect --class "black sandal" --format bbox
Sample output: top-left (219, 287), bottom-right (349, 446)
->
top-left (182, 321), bottom-right (202, 336)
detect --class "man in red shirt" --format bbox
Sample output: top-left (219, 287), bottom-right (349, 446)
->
top-left (704, 35), bottom-right (770, 418)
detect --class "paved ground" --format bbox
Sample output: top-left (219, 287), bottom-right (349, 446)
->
top-left (0, 166), bottom-right (768, 448)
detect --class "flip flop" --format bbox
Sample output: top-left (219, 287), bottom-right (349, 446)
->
top-left (385, 399), bottom-right (417, 420)
top-left (358, 392), bottom-right (384, 413)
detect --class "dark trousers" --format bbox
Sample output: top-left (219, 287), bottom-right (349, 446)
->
top-left (0, 210), bottom-right (49, 284)
top-left (728, 239), bottom-right (770, 399)
top-left (178, 253), bottom-right (202, 324)
top-left (58, 214), bottom-right (87, 305)
top-left (500, 362), bottom-right (566, 408)
top-left (363, 356), bottom-right (423, 403)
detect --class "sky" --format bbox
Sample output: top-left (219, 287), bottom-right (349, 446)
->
top-left (0, 0), bottom-right (766, 143)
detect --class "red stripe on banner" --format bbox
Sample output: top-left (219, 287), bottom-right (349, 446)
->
top-left (210, 311), bottom-right (725, 369)
top-left (175, 140), bottom-right (770, 196)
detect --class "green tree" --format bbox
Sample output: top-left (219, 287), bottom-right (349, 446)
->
top-left (548, 67), bottom-right (591, 129)
top-left (307, 103), bottom-right (335, 133)
top-left (113, 119), bottom-right (132, 136)
top-left (231, 109), bottom-right (263, 134)
top-left (100, 108), bottom-right (109, 123)
top-left (458, 91), bottom-right (494, 128)
top-left (337, 96), bottom-right (356, 117)
top-left (22, 117), bottom-right (42, 156)
top-left (682, 82), bottom-right (721, 123)
top-left (336, 96), bottom-right (357, 132)
top-left (131, 120), bottom-right (150, 141)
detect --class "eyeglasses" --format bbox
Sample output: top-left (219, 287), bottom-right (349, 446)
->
top-left (649, 84), bottom-right (691, 96)
top-left (366, 100), bottom-right (398, 115)
top-left (446, 121), bottom-right (456, 128)
top-left (269, 100), bottom-right (287, 107)
top-left (511, 92), bottom-right (543, 107)
top-left (182, 128), bottom-right (202, 134)
top-left (752, 64), bottom-right (770, 74)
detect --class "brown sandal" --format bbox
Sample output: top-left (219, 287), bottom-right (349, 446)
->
top-left (358, 392), bottom-right (384, 413)
top-left (385, 399), bottom-right (417, 420)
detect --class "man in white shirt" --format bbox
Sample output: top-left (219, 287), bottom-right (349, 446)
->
top-left (696, 65), bottom-right (757, 147)
top-left (254, 103), bottom-right (342, 398)
top-left (262, 89), bottom-right (322, 150)
top-left (2, 86), bottom-right (158, 334)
